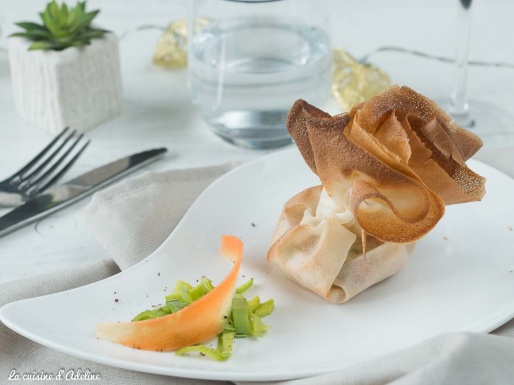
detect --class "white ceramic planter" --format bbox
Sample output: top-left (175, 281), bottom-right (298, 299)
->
top-left (8, 33), bottom-right (122, 135)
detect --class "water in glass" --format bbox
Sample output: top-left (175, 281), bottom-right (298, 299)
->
top-left (189, 20), bottom-right (332, 149)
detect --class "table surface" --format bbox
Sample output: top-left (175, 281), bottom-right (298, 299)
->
top-left (0, 0), bottom-right (513, 284)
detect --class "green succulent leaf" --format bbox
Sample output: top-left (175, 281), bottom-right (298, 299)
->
top-left (61, 3), bottom-right (69, 19)
top-left (38, 12), bottom-right (45, 25)
top-left (79, 29), bottom-right (105, 40)
top-left (10, 30), bottom-right (53, 41)
top-left (73, 10), bottom-right (99, 31)
top-left (54, 35), bottom-right (76, 44)
top-left (67, 8), bottom-right (77, 28)
top-left (12, 1), bottom-right (108, 51)
top-left (72, 39), bottom-right (92, 47)
top-left (41, 10), bottom-right (62, 37)
top-left (28, 41), bottom-right (56, 50)
top-left (48, 1), bottom-right (61, 22)
top-left (72, 4), bottom-right (86, 27)
top-left (15, 22), bottom-right (48, 32)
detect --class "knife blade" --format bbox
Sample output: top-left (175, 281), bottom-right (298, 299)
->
top-left (0, 148), bottom-right (167, 238)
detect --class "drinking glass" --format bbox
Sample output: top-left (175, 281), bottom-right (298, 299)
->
top-left (188, 0), bottom-right (332, 149)
top-left (441, 0), bottom-right (514, 146)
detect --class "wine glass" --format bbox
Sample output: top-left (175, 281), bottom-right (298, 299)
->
top-left (441, 0), bottom-right (514, 147)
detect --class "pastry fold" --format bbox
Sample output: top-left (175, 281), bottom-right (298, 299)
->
top-left (267, 85), bottom-right (485, 303)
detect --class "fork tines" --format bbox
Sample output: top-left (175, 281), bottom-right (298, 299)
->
top-left (9, 127), bottom-right (90, 197)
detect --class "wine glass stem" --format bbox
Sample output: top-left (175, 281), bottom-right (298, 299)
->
top-left (450, 0), bottom-right (474, 127)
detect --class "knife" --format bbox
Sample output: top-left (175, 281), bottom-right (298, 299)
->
top-left (0, 148), bottom-right (167, 238)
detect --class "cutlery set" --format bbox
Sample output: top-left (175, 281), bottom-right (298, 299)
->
top-left (0, 128), bottom-right (167, 237)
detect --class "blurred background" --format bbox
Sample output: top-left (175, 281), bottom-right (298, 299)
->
top-left (1, 0), bottom-right (512, 118)
top-left (0, 0), bottom-right (512, 160)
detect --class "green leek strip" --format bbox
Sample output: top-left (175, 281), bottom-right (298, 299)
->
top-left (218, 330), bottom-right (235, 359)
top-left (188, 277), bottom-right (214, 301)
top-left (164, 292), bottom-right (182, 302)
top-left (175, 280), bottom-right (193, 291)
top-left (236, 278), bottom-right (253, 294)
top-left (131, 305), bottom-right (172, 322)
top-left (249, 313), bottom-right (268, 337)
top-left (223, 320), bottom-right (235, 332)
top-left (247, 296), bottom-right (260, 313)
top-left (254, 299), bottom-right (274, 318)
top-left (201, 276), bottom-right (214, 291)
top-left (154, 304), bottom-right (172, 317)
top-left (176, 345), bottom-right (228, 361)
top-left (166, 299), bottom-right (187, 313)
top-left (133, 277), bottom-right (214, 322)
top-left (188, 283), bottom-right (207, 301)
top-left (231, 294), bottom-right (250, 336)
top-left (131, 310), bottom-right (157, 322)
top-left (179, 285), bottom-right (192, 304)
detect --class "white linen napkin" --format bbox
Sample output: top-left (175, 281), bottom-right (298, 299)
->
top-left (1, 160), bottom-right (514, 385)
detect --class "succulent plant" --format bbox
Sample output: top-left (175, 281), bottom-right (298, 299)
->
top-left (11, 1), bottom-right (108, 51)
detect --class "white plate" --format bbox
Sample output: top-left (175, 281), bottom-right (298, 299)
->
top-left (2, 147), bottom-right (514, 382)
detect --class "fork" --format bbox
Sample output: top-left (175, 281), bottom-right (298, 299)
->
top-left (0, 127), bottom-right (90, 207)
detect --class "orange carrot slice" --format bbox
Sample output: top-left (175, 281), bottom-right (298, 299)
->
top-left (219, 234), bottom-right (244, 263)
top-left (95, 235), bottom-right (243, 351)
